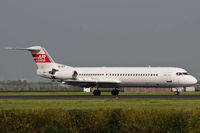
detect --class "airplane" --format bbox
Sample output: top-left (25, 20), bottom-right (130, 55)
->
top-left (7, 46), bottom-right (198, 96)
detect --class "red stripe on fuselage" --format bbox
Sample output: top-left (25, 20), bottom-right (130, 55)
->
top-left (32, 54), bottom-right (51, 63)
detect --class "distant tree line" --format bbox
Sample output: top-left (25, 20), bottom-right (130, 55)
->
top-left (0, 80), bottom-right (82, 92)
top-left (0, 80), bottom-right (199, 92)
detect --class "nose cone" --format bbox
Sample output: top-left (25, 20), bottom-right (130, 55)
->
top-left (179, 76), bottom-right (198, 86)
top-left (190, 76), bottom-right (198, 85)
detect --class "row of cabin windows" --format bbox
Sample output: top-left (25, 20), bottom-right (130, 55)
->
top-left (78, 73), bottom-right (158, 77)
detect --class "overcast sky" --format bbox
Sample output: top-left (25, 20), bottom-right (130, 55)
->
top-left (0, 0), bottom-right (200, 82)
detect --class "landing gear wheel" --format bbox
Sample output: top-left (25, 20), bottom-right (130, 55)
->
top-left (174, 91), bottom-right (179, 96)
top-left (93, 90), bottom-right (101, 96)
top-left (111, 89), bottom-right (119, 96)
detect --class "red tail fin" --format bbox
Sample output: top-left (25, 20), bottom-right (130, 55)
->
top-left (32, 54), bottom-right (51, 63)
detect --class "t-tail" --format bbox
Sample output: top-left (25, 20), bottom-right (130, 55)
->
top-left (7, 46), bottom-right (55, 69)
top-left (7, 46), bottom-right (76, 80)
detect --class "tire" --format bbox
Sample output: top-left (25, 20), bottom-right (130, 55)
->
top-left (93, 90), bottom-right (101, 96)
top-left (174, 91), bottom-right (179, 96)
top-left (111, 89), bottom-right (119, 96)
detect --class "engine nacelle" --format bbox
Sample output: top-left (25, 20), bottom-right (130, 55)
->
top-left (54, 69), bottom-right (78, 80)
top-left (36, 64), bottom-right (78, 80)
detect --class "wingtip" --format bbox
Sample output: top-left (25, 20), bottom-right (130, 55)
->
top-left (5, 47), bottom-right (14, 50)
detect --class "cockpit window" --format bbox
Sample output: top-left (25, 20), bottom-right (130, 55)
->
top-left (176, 72), bottom-right (189, 76)
top-left (176, 72), bottom-right (182, 75)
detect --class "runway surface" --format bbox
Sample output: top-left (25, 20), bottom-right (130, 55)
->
top-left (1, 95), bottom-right (200, 99)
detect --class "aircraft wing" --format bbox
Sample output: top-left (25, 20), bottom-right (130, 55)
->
top-left (62, 79), bottom-right (121, 88)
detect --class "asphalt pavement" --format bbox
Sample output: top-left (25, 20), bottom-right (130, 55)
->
top-left (0, 95), bottom-right (200, 99)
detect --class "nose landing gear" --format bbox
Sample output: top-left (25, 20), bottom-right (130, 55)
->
top-left (174, 91), bottom-right (180, 95)
top-left (174, 88), bottom-right (180, 95)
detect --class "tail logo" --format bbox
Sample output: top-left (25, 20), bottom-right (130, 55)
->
top-left (32, 54), bottom-right (51, 63)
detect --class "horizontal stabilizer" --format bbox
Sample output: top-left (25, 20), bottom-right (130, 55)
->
top-left (6, 46), bottom-right (55, 67)
top-left (5, 47), bottom-right (41, 52)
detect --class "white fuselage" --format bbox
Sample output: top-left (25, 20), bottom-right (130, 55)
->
top-left (38, 64), bottom-right (197, 88)
top-left (73, 67), bottom-right (197, 88)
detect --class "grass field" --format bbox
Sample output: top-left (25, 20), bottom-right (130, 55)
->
top-left (0, 92), bottom-right (200, 110)
top-left (1, 98), bottom-right (200, 110)
top-left (1, 92), bottom-right (200, 132)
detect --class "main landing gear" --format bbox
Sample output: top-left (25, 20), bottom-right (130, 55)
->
top-left (111, 89), bottom-right (119, 96)
top-left (93, 88), bottom-right (119, 96)
top-left (93, 89), bottom-right (101, 96)
top-left (174, 91), bottom-right (180, 96)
